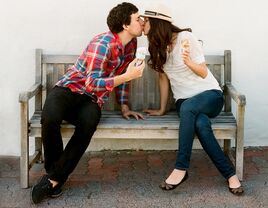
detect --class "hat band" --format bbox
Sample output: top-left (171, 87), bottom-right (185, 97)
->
top-left (144, 10), bottom-right (171, 19)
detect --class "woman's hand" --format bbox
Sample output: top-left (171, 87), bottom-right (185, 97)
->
top-left (181, 50), bottom-right (191, 66)
top-left (182, 50), bottom-right (208, 79)
top-left (143, 109), bottom-right (165, 116)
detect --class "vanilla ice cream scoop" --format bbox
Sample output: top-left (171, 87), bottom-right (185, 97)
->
top-left (135, 47), bottom-right (147, 66)
top-left (181, 39), bottom-right (190, 54)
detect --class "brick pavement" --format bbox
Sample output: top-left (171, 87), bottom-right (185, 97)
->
top-left (0, 147), bottom-right (268, 208)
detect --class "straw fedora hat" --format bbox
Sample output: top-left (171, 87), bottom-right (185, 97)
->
top-left (141, 3), bottom-right (173, 23)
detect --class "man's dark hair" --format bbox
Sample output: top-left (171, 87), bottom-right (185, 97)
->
top-left (107, 2), bottom-right (138, 33)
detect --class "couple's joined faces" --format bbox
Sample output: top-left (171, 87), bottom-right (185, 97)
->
top-left (125, 12), bottom-right (144, 37)
top-left (143, 17), bottom-right (150, 35)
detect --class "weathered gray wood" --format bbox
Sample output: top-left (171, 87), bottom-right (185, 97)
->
top-left (29, 111), bottom-right (236, 129)
top-left (20, 102), bottom-right (29, 188)
top-left (42, 55), bottom-right (77, 64)
top-left (225, 83), bottom-right (246, 106)
top-left (19, 83), bottom-right (42, 102)
top-left (205, 55), bottom-right (224, 64)
top-left (208, 64), bottom-right (223, 88)
top-left (35, 49), bottom-right (42, 111)
top-left (224, 50), bottom-right (232, 112)
top-left (235, 105), bottom-right (245, 180)
top-left (19, 49), bottom-right (246, 188)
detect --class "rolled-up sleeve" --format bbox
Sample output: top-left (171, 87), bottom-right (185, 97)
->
top-left (188, 33), bottom-right (205, 64)
top-left (115, 82), bottom-right (129, 105)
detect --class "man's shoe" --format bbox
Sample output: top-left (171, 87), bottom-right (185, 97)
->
top-left (31, 175), bottom-right (53, 204)
top-left (49, 183), bottom-right (63, 198)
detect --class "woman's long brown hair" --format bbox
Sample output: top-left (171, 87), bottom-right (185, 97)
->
top-left (147, 18), bottom-right (191, 73)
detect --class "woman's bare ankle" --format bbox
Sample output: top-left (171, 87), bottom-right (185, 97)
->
top-left (165, 169), bottom-right (186, 185)
top-left (228, 175), bottom-right (241, 188)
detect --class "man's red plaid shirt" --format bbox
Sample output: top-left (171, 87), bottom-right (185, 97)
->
top-left (56, 31), bottom-right (137, 107)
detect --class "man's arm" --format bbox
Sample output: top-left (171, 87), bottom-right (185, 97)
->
top-left (84, 44), bottom-right (144, 95)
top-left (117, 60), bottom-right (145, 120)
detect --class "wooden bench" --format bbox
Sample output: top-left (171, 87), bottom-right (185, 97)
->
top-left (19, 49), bottom-right (246, 188)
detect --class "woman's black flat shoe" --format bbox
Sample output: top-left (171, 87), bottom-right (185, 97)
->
top-left (229, 186), bottom-right (244, 196)
top-left (159, 171), bottom-right (188, 191)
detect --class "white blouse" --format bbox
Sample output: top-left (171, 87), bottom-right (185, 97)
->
top-left (163, 31), bottom-right (221, 101)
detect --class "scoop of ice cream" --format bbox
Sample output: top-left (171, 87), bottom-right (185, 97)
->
top-left (181, 39), bottom-right (190, 50)
top-left (136, 47), bottom-right (147, 60)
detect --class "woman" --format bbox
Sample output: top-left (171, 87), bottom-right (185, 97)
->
top-left (142, 4), bottom-right (244, 195)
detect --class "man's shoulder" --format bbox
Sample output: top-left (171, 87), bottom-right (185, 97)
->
top-left (91, 31), bottom-right (115, 45)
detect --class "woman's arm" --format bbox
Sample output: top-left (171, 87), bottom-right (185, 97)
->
top-left (144, 72), bottom-right (169, 116)
top-left (182, 50), bottom-right (208, 78)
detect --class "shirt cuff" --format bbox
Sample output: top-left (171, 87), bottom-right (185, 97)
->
top-left (105, 78), bottom-right (114, 92)
top-left (118, 100), bottom-right (128, 106)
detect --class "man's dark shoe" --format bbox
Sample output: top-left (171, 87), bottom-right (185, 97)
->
top-left (49, 183), bottom-right (63, 198)
top-left (31, 175), bottom-right (53, 204)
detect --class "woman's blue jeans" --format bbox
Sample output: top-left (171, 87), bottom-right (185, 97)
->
top-left (175, 89), bottom-right (235, 179)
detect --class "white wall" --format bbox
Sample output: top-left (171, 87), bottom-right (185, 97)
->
top-left (0, 0), bottom-right (267, 156)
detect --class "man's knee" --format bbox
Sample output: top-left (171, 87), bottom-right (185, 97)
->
top-left (77, 112), bottom-right (101, 133)
top-left (41, 110), bottom-right (62, 125)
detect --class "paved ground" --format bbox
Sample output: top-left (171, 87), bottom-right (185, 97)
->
top-left (0, 147), bottom-right (268, 208)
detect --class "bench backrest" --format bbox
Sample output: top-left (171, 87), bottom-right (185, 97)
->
top-left (35, 49), bottom-right (232, 112)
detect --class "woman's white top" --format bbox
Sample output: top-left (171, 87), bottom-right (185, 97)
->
top-left (163, 31), bottom-right (221, 101)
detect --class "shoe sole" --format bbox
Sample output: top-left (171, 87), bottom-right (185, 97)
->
top-left (49, 190), bottom-right (63, 198)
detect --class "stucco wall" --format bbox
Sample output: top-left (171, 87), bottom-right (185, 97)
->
top-left (0, 0), bottom-right (267, 155)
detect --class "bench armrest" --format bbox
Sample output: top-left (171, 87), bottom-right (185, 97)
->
top-left (19, 83), bottom-right (42, 103)
top-left (225, 82), bottom-right (246, 106)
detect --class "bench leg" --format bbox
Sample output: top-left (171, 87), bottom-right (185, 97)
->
top-left (236, 105), bottom-right (245, 181)
top-left (20, 102), bottom-right (29, 188)
top-left (235, 129), bottom-right (244, 181)
top-left (224, 140), bottom-right (231, 155)
top-left (35, 137), bottom-right (43, 163)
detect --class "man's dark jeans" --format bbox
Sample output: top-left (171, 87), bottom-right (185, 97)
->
top-left (41, 86), bottom-right (101, 183)
top-left (175, 89), bottom-right (235, 179)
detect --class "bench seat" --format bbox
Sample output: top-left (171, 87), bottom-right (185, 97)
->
top-left (29, 111), bottom-right (236, 140)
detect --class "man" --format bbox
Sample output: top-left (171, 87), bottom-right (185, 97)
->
top-left (31, 2), bottom-right (145, 204)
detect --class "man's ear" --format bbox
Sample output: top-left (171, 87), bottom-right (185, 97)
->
top-left (123, 24), bottom-right (129, 30)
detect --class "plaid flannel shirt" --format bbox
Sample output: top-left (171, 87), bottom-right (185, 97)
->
top-left (56, 31), bottom-right (137, 107)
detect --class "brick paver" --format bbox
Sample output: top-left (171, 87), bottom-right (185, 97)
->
top-left (0, 147), bottom-right (268, 207)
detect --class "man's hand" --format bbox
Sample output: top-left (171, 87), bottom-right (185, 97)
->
top-left (121, 104), bottom-right (144, 120)
top-left (125, 58), bottom-right (145, 80)
top-left (113, 58), bottom-right (145, 88)
top-left (143, 109), bottom-right (165, 116)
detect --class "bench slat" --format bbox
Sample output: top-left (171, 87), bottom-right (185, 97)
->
top-left (30, 111), bottom-right (236, 130)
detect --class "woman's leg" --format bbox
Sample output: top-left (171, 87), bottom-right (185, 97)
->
top-left (195, 113), bottom-right (235, 179)
top-left (175, 90), bottom-right (224, 170)
top-left (165, 90), bottom-right (224, 185)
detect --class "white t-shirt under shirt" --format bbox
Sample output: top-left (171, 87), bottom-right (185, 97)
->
top-left (163, 31), bottom-right (222, 101)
